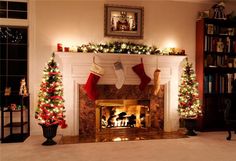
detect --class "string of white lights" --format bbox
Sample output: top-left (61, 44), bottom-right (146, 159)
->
top-left (0, 27), bottom-right (23, 43)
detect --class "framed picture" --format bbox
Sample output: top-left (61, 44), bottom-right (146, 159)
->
top-left (104, 4), bottom-right (144, 39)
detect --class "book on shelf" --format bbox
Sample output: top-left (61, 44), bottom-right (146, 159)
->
top-left (205, 74), bottom-right (217, 93)
top-left (204, 76), bottom-right (209, 93)
top-left (227, 74), bottom-right (233, 93)
top-left (232, 40), bottom-right (236, 53)
top-left (233, 73), bottom-right (236, 93)
top-left (226, 37), bottom-right (231, 53)
top-left (204, 73), bottom-right (236, 94)
top-left (204, 36), bottom-right (208, 52)
top-left (219, 75), bottom-right (225, 93)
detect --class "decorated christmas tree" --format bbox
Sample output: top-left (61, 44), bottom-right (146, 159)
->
top-left (35, 53), bottom-right (67, 128)
top-left (178, 58), bottom-right (202, 118)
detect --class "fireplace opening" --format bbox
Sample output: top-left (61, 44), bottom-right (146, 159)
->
top-left (96, 99), bottom-right (150, 130)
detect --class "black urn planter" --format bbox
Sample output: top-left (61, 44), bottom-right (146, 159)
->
top-left (40, 124), bottom-right (58, 145)
top-left (184, 118), bottom-right (197, 136)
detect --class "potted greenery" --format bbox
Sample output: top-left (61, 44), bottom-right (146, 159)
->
top-left (35, 53), bottom-right (67, 145)
top-left (178, 58), bottom-right (202, 136)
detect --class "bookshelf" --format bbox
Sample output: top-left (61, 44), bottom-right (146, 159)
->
top-left (196, 18), bottom-right (236, 130)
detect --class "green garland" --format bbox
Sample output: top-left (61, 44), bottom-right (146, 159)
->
top-left (76, 41), bottom-right (185, 55)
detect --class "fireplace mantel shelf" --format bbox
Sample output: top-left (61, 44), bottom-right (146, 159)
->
top-left (55, 52), bottom-right (186, 135)
top-left (56, 52), bottom-right (185, 64)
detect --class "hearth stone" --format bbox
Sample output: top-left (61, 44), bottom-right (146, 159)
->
top-left (79, 85), bottom-right (164, 137)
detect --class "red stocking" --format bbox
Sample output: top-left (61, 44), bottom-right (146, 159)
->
top-left (84, 63), bottom-right (104, 100)
top-left (84, 73), bottom-right (101, 100)
top-left (132, 62), bottom-right (151, 91)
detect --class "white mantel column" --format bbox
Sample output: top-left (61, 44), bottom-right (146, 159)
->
top-left (156, 56), bottom-right (186, 132)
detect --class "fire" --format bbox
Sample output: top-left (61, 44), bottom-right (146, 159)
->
top-left (97, 99), bottom-right (150, 129)
top-left (114, 117), bottom-right (129, 127)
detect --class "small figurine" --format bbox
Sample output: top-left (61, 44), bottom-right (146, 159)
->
top-left (212, 1), bottom-right (226, 20)
top-left (216, 38), bottom-right (224, 52)
top-left (19, 78), bottom-right (29, 97)
top-left (4, 86), bottom-right (11, 96)
top-left (207, 24), bottom-right (214, 35)
top-left (10, 104), bottom-right (17, 110)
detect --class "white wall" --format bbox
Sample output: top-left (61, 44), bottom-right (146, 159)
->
top-left (29, 0), bottom-right (236, 135)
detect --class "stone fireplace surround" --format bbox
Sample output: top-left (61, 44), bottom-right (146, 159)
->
top-left (79, 84), bottom-right (165, 136)
top-left (56, 52), bottom-right (185, 136)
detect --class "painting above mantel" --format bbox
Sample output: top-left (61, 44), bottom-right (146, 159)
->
top-left (104, 4), bottom-right (144, 39)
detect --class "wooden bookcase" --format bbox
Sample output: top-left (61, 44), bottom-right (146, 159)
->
top-left (196, 18), bottom-right (236, 131)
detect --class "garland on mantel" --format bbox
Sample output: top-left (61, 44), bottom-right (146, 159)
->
top-left (74, 42), bottom-right (185, 55)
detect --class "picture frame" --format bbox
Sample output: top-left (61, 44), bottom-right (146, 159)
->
top-left (104, 4), bottom-right (144, 39)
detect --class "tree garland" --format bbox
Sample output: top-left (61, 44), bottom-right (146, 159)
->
top-left (75, 41), bottom-right (185, 55)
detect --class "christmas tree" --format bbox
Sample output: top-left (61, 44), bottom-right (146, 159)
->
top-left (35, 53), bottom-right (67, 128)
top-left (178, 58), bottom-right (202, 118)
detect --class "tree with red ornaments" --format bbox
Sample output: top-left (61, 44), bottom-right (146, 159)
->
top-left (35, 53), bottom-right (67, 128)
top-left (178, 58), bottom-right (202, 118)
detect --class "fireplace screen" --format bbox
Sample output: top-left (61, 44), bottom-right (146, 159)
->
top-left (96, 99), bottom-right (150, 129)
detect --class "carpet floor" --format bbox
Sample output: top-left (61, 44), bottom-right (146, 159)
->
top-left (1, 131), bottom-right (236, 161)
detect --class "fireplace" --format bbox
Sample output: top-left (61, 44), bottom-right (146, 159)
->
top-left (96, 99), bottom-right (150, 129)
top-left (79, 85), bottom-right (164, 137)
top-left (56, 52), bottom-right (185, 136)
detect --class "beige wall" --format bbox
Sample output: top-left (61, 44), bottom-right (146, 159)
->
top-left (29, 0), bottom-right (236, 135)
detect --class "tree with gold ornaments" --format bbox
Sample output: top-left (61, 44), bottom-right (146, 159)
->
top-left (35, 53), bottom-right (67, 128)
top-left (178, 58), bottom-right (202, 119)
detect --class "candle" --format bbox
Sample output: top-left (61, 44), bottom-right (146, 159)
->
top-left (57, 43), bottom-right (63, 52)
top-left (64, 47), bottom-right (69, 52)
top-left (71, 46), bottom-right (77, 52)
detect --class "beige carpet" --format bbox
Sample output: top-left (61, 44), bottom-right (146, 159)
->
top-left (1, 132), bottom-right (236, 161)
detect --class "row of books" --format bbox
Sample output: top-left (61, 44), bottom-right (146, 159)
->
top-left (204, 73), bottom-right (236, 94)
top-left (205, 55), bottom-right (236, 68)
top-left (204, 36), bottom-right (236, 53)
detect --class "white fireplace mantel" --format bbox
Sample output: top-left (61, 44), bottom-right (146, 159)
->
top-left (55, 52), bottom-right (186, 136)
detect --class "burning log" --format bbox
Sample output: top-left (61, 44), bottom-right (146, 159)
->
top-left (107, 109), bottom-right (116, 128)
top-left (127, 114), bottom-right (136, 127)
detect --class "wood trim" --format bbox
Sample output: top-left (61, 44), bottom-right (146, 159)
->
top-left (196, 19), bottom-right (205, 130)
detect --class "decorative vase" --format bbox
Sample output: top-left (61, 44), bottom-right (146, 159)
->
top-left (40, 124), bottom-right (58, 145)
top-left (184, 118), bottom-right (197, 136)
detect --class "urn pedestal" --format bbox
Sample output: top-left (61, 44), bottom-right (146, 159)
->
top-left (184, 119), bottom-right (197, 136)
top-left (40, 124), bottom-right (58, 145)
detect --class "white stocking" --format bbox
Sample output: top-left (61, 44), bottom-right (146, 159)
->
top-left (114, 61), bottom-right (125, 89)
